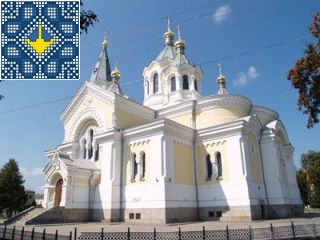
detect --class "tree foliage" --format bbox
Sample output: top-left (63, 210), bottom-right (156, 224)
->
top-left (0, 159), bottom-right (26, 215)
top-left (297, 151), bottom-right (320, 208)
top-left (80, 0), bottom-right (98, 34)
top-left (287, 12), bottom-right (320, 128)
top-left (296, 170), bottom-right (309, 207)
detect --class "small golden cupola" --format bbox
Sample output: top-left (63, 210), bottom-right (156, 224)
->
top-left (163, 16), bottom-right (175, 46)
top-left (217, 64), bottom-right (229, 95)
top-left (174, 25), bottom-right (186, 55)
top-left (107, 60), bottom-right (124, 95)
top-left (142, 19), bottom-right (203, 110)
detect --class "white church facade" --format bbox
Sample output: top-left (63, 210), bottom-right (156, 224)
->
top-left (42, 23), bottom-right (302, 223)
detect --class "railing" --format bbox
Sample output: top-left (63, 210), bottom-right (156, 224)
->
top-left (77, 222), bottom-right (320, 240)
top-left (0, 225), bottom-right (72, 240)
top-left (1, 221), bottom-right (320, 240)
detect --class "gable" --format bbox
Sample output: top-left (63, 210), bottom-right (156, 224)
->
top-left (61, 82), bottom-right (115, 143)
top-left (60, 81), bottom-right (155, 144)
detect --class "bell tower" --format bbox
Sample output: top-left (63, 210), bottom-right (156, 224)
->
top-left (143, 19), bottom-right (202, 110)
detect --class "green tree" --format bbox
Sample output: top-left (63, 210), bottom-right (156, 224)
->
top-left (0, 159), bottom-right (26, 216)
top-left (296, 170), bottom-right (309, 207)
top-left (298, 151), bottom-right (320, 208)
top-left (287, 12), bottom-right (320, 128)
top-left (80, 0), bottom-right (98, 34)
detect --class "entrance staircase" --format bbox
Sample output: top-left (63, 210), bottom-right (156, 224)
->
top-left (25, 207), bottom-right (65, 225)
top-left (4, 207), bottom-right (46, 227)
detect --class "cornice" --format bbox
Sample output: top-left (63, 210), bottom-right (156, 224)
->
top-left (197, 119), bottom-right (246, 142)
top-left (124, 118), bottom-right (194, 143)
top-left (198, 94), bottom-right (252, 112)
top-left (157, 100), bottom-right (194, 118)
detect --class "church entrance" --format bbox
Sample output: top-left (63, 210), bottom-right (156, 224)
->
top-left (54, 178), bottom-right (63, 207)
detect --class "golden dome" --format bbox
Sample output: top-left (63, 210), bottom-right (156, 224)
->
top-left (174, 38), bottom-right (186, 48)
top-left (111, 68), bottom-right (120, 79)
top-left (163, 30), bottom-right (174, 39)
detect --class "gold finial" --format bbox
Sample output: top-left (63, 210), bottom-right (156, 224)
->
top-left (217, 64), bottom-right (228, 94)
top-left (102, 28), bottom-right (108, 47)
top-left (163, 16), bottom-right (174, 45)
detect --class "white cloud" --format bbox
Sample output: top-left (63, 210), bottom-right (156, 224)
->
top-left (233, 66), bottom-right (261, 87)
top-left (213, 5), bottom-right (232, 23)
top-left (233, 72), bottom-right (248, 86)
top-left (21, 167), bottom-right (44, 176)
top-left (247, 66), bottom-right (260, 79)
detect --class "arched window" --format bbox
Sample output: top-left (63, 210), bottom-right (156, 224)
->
top-left (216, 152), bottom-right (222, 179)
top-left (94, 144), bottom-right (99, 161)
top-left (81, 139), bottom-right (87, 159)
top-left (153, 73), bottom-right (159, 93)
top-left (183, 75), bottom-right (189, 90)
top-left (140, 152), bottom-right (146, 180)
top-left (170, 76), bottom-right (176, 92)
top-left (88, 129), bottom-right (93, 159)
top-left (206, 154), bottom-right (212, 180)
top-left (131, 153), bottom-right (138, 182)
top-left (146, 81), bottom-right (149, 95)
top-left (79, 127), bottom-right (98, 161)
top-left (194, 79), bottom-right (198, 91)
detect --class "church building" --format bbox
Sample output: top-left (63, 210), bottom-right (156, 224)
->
top-left (42, 22), bottom-right (302, 223)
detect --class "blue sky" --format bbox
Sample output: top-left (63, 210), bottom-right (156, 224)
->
top-left (0, 0), bottom-right (319, 193)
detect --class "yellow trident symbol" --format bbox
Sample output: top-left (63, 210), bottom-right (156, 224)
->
top-left (26, 25), bottom-right (55, 55)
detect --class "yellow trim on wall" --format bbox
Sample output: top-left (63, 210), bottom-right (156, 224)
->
top-left (248, 133), bottom-right (263, 184)
top-left (124, 141), bottom-right (151, 184)
top-left (115, 108), bottom-right (150, 129)
top-left (170, 114), bottom-right (192, 128)
top-left (197, 141), bottom-right (229, 185)
top-left (197, 107), bottom-right (246, 129)
top-left (173, 140), bottom-right (193, 185)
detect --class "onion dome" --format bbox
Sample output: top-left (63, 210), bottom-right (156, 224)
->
top-left (174, 26), bottom-right (186, 55)
top-left (111, 66), bottom-right (121, 83)
top-left (163, 16), bottom-right (174, 46)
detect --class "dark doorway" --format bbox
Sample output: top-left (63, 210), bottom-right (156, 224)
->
top-left (54, 178), bottom-right (63, 207)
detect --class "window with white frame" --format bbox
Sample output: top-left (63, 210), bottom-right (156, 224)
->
top-left (131, 153), bottom-right (138, 182)
top-left (216, 152), bottom-right (222, 179)
top-left (139, 152), bottom-right (146, 180)
top-left (153, 73), bottom-right (159, 93)
top-left (170, 76), bottom-right (176, 92)
top-left (79, 127), bottom-right (99, 161)
top-left (206, 154), bottom-right (213, 180)
top-left (183, 75), bottom-right (189, 90)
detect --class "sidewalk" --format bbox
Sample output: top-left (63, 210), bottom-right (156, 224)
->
top-left (10, 213), bottom-right (320, 236)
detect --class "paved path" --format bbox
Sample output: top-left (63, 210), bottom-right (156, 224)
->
top-left (7, 213), bottom-right (320, 236)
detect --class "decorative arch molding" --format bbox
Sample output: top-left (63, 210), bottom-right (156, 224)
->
top-left (266, 120), bottom-right (290, 145)
top-left (48, 171), bottom-right (64, 186)
top-left (68, 108), bottom-right (106, 142)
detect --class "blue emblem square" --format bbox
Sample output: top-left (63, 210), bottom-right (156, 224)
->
top-left (0, 0), bottom-right (80, 80)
